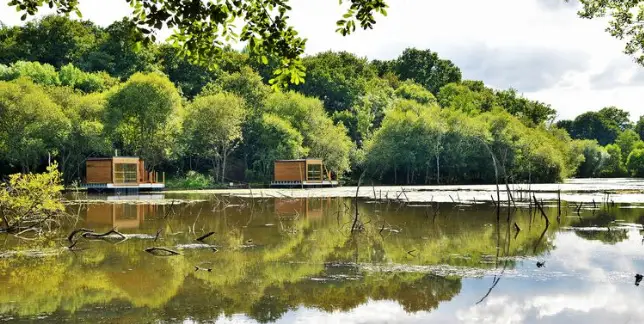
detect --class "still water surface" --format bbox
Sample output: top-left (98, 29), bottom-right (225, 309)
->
top-left (1, 190), bottom-right (644, 323)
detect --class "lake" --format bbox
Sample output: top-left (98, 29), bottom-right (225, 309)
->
top-left (1, 181), bottom-right (644, 323)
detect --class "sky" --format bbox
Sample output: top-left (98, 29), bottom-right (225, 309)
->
top-left (1, 0), bottom-right (643, 121)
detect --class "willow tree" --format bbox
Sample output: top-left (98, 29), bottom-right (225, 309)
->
top-left (183, 93), bottom-right (247, 182)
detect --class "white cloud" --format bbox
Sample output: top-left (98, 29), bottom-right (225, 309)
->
top-left (1, 0), bottom-right (644, 120)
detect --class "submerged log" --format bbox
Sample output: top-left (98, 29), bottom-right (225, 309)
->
top-left (196, 231), bottom-right (215, 242)
top-left (145, 247), bottom-right (180, 256)
top-left (67, 228), bottom-right (94, 243)
top-left (82, 228), bottom-right (126, 240)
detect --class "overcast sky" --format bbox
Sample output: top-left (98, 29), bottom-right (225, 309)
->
top-left (1, 0), bottom-right (643, 121)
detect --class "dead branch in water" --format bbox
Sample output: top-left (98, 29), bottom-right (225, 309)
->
top-left (532, 195), bottom-right (550, 226)
top-left (196, 231), bottom-right (215, 242)
top-left (145, 247), bottom-right (180, 256)
top-left (154, 228), bottom-right (162, 242)
top-left (351, 171), bottom-right (366, 233)
top-left (67, 228), bottom-right (94, 243)
top-left (82, 228), bottom-right (126, 240)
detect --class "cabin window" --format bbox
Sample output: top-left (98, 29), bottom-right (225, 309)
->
top-left (307, 164), bottom-right (322, 181)
top-left (114, 163), bottom-right (138, 183)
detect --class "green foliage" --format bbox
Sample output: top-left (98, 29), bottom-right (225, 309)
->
top-left (559, 107), bottom-right (631, 146)
top-left (636, 116), bottom-right (644, 140)
top-left (600, 144), bottom-right (627, 177)
top-left (0, 78), bottom-right (70, 171)
top-left (2, 61), bottom-right (61, 85)
top-left (295, 51), bottom-right (376, 112)
top-left (572, 140), bottom-right (607, 178)
top-left (394, 80), bottom-right (436, 105)
top-left (437, 83), bottom-right (487, 114)
top-left (263, 92), bottom-right (353, 175)
top-left (248, 114), bottom-right (307, 182)
top-left (183, 92), bottom-right (247, 182)
top-left (615, 129), bottom-right (642, 161)
top-left (165, 170), bottom-right (214, 189)
top-left (627, 148), bottom-right (644, 177)
top-left (202, 67), bottom-right (270, 112)
top-left (572, 0), bottom-right (644, 65)
top-left (393, 48), bottom-right (462, 94)
top-left (0, 163), bottom-right (64, 230)
top-left (495, 88), bottom-right (555, 125)
top-left (105, 72), bottom-right (182, 168)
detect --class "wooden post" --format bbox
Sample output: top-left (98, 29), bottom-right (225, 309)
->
top-left (162, 172), bottom-right (165, 184)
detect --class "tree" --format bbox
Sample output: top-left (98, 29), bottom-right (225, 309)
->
top-left (202, 66), bottom-right (270, 112)
top-left (294, 51), bottom-right (376, 112)
top-left (183, 93), bottom-right (247, 182)
top-left (156, 44), bottom-right (216, 99)
top-left (0, 61), bottom-right (60, 85)
top-left (615, 129), bottom-right (642, 162)
top-left (248, 114), bottom-right (307, 181)
top-left (598, 106), bottom-right (631, 131)
top-left (437, 83), bottom-right (487, 114)
top-left (45, 87), bottom-right (111, 183)
top-left (571, 0), bottom-right (644, 66)
top-left (263, 91), bottom-right (353, 175)
top-left (0, 78), bottom-right (70, 172)
top-left (627, 148), bottom-right (644, 177)
top-left (394, 80), bottom-right (436, 105)
top-left (11, 0), bottom-right (389, 88)
top-left (572, 140), bottom-right (607, 178)
top-left (600, 144), bottom-right (627, 177)
top-left (495, 88), bottom-right (555, 125)
top-left (394, 48), bottom-right (462, 94)
top-left (79, 18), bottom-right (157, 79)
top-left (564, 111), bottom-right (620, 146)
top-left (104, 72), bottom-right (182, 168)
top-left (0, 15), bottom-right (100, 68)
top-left (635, 116), bottom-right (644, 140)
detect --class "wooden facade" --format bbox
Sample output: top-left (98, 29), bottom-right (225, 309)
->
top-left (84, 157), bottom-right (164, 190)
top-left (271, 159), bottom-right (337, 188)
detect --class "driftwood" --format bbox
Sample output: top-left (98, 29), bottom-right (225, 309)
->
top-left (514, 222), bottom-right (521, 233)
top-left (145, 247), bottom-right (180, 256)
top-left (82, 228), bottom-right (126, 240)
top-left (196, 231), bottom-right (215, 242)
top-left (195, 266), bottom-right (212, 272)
top-left (67, 228), bottom-right (94, 243)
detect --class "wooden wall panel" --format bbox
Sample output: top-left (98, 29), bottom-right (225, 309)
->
top-left (274, 161), bottom-right (306, 181)
top-left (86, 160), bottom-right (112, 183)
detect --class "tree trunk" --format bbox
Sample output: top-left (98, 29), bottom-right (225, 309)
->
top-left (436, 153), bottom-right (440, 185)
top-left (221, 149), bottom-right (228, 183)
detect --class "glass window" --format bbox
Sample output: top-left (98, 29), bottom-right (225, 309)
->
top-left (307, 164), bottom-right (322, 181)
top-left (114, 163), bottom-right (138, 183)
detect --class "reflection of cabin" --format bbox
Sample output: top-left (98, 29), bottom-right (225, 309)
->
top-left (83, 157), bottom-right (164, 191)
top-left (274, 198), bottom-right (329, 219)
top-left (85, 203), bottom-right (157, 229)
top-left (270, 159), bottom-right (338, 188)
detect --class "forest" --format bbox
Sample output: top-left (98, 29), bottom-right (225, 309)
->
top-left (1, 15), bottom-right (644, 186)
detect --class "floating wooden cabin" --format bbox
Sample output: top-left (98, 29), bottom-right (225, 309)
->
top-left (271, 159), bottom-right (338, 188)
top-left (83, 157), bottom-right (165, 192)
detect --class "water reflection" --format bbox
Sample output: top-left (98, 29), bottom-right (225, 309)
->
top-left (0, 196), bottom-right (643, 323)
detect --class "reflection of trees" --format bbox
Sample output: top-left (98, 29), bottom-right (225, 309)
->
top-left (575, 230), bottom-right (629, 245)
top-left (570, 208), bottom-right (642, 245)
top-left (0, 197), bottom-right (566, 322)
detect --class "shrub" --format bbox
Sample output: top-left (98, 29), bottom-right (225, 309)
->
top-left (166, 171), bottom-right (214, 189)
top-left (0, 163), bottom-right (65, 232)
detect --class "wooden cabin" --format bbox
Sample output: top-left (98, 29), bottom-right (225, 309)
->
top-left (271, 159), bottom-right (338, 188)
top-left (83, 157), bottom-right (165, 191)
